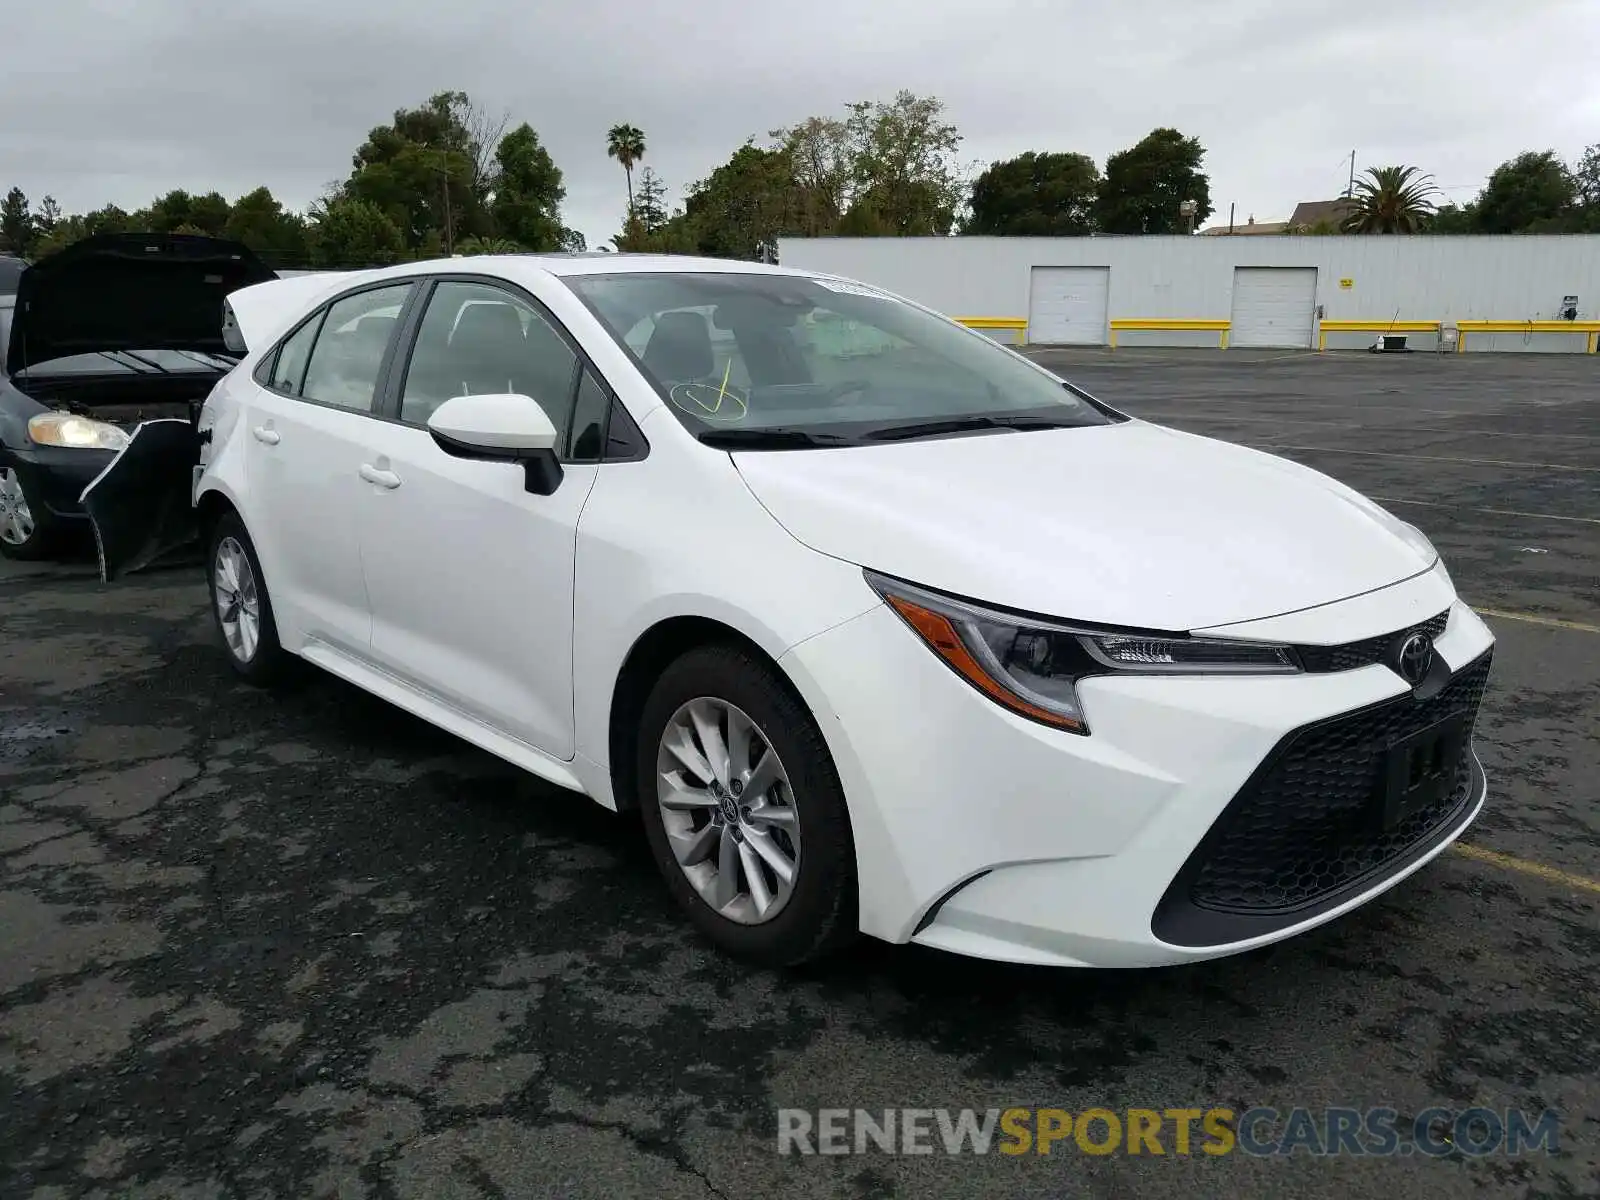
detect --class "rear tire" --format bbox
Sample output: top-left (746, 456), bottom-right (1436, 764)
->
top-left (0, 464), bottom-right (60, 561)
top-left (636, 642), bottom-right (858, 967)
top-left (207, 512), bottom-right (290, 686)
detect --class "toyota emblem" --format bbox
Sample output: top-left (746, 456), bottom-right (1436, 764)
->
top-left (1395, 632), bottom-right (1434, 686)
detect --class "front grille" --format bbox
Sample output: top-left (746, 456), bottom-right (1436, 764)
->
top-left (1153, 650), bottom-right (1492, 946)
top-left (1297, 609), bottom-right (1451, 674)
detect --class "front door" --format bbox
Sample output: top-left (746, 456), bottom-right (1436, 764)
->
top-left (355, 279), bottom-right (596, 759)
top-left (244, 282), bottom-right (414, 655)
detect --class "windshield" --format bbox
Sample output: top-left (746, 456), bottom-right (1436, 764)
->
top-left (0, 257), bottom-right (22, 296)
top-left (564, 271), bottom-right (1119, 445)
top-left (0, 304), bottom-right (10, 373)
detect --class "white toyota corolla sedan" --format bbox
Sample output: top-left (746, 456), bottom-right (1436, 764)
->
top-left (147, 253), bottom-right (1494, 968)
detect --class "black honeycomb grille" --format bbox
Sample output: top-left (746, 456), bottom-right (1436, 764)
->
top-left (1183, 650), bottom-right (1492, 916)
top-left (1296, 610), bottom-right (1451, 674)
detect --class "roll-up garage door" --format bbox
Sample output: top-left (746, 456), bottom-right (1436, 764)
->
top-left (1229, 267), bottom-right (1317, 349)
top-left (1027, 266), bottom-right (1110, 345)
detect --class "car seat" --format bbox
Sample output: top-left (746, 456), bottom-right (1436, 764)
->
top-left (641, 310), bottom-right (715, 383)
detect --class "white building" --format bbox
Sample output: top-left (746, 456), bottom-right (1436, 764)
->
top-left (775, 235), bottom-right (1600, 354)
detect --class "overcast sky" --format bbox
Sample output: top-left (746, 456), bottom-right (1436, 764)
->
top-left (5, 0), bottom-right (1596, 247)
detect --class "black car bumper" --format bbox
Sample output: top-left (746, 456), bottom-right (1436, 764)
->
top-left (3, 444), bottom-right (117, 524)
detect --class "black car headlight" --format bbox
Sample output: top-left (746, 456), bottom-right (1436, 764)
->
top-left (866, 570), bottom-right (1301, 735)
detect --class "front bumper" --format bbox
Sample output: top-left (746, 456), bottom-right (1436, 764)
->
top-left (3, 444), bottom-right (116, 523)
top-left (779, 566), bottom-right (1496, 968)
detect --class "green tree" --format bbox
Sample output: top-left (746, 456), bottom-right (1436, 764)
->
top-left (841, 91), bottom-right (965, 235)
top-left (82, 205), bottom-right (133, 237)
top-left (558, 228), bottom-right (587, 253)
top-left (224, 187), bottom-right (310, 266)
top-left (186, 191), bottom-right (232, 236)
top-left (1574, 143), bottom-right (1600, 209)
top-left (770, 115), bottom-right (852, 235)
top-left (489, 123), bottom-right (566, 251)
top-left (1094, 128), bottom-right (1212, 234)
top-left (1427, 202), bottom-right (1477, 233)
top-left (1339, 165), bottom-right (1439, 233)
top-left (679, 142), bottom-right (801, 258)
top-left (309, 197), bottom-right (405, 267)
top-left (144, 189), bottom-right (196, 232)
top-left (456, 235), bottom-right (523, 255)
top-left (633, 167), bottom-right (669, 234)
top-left (34, 195), bottom-right (62, 238)
top-left (0, 187), bottom-right (32, 254)
top-left (344, 91), bottom-right (494, 251)
top-left (31, 215), bottom-right (88, 259)
top-left (962, 151), bottom-right (1100, 236)
top-left (606, 124), bottom-right (647, 216)
top-left (1474, 151), bottom-right (1575, 233)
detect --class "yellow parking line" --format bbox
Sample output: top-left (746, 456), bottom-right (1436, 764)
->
top-left (1368, 496), bottom-right (1600, 525)
top-left (1452, 843), bottom-right (1600, 894)
top-left (1472, 607), bottom-right (1600, 634)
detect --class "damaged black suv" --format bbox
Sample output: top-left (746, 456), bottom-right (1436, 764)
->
top-left (0, 233), bottom-right (275, 568)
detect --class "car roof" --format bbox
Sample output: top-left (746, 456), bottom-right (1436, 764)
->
top-left (342, 253), bottom-right (824, 286)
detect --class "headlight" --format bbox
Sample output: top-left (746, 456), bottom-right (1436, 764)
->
top-left (865, 571), bottom-right (1301, 736)
top-left (28, 412), bottom-right (130, 452)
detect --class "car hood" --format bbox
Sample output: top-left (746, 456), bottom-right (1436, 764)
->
top-left (6, 233), bottom-right (277, 371)
top-left (731, 420), bottom-right (1438, 631)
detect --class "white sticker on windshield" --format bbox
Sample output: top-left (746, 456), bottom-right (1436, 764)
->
top-left (811, 277), bottom-right (890, 299)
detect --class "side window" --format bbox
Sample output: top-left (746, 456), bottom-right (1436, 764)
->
top-left (568, 369), bottom-right (609, 462)
top-left (299, 285), bottom-right (412, 412)
top-left (265, 314), bottom-right (323, 395)
top-left (399, 282), bottom-right (579, 442)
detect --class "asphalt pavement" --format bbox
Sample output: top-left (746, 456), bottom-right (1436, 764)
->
top-left (2, 348), bottom-right (1597, 1198)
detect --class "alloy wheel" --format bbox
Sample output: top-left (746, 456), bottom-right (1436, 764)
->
top-left (213, 536), bottom-right (262, 663)
top-left (0, 467), bottom-right (34, 546)
top-left (655, 697), bottom-right (802, 925)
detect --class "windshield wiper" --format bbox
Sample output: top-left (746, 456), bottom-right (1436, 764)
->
top-left (697, 428), bottom-right (853, 450)
top-left (860, 414), bottom-right (1081, 442)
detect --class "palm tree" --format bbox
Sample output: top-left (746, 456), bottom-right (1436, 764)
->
top-left (606, 124), bottom-right (647, 216)
top-left (1340, 166), bottom-right (1441, 233)
top-left (455, 235), bottom-right (522, 256)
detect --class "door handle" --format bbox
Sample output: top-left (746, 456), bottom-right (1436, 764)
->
top-left (252, 425), bottom-right (280, 445)
top-left (359, 463), bottom-right (401, 489)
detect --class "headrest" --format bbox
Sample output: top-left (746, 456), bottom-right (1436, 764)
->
top-left (450, 302), bottom-right (524, 350)
top-left (642, 310), bottom-right (714, 380)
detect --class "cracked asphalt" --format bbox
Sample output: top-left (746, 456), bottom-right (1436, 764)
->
top-left (2, 349), bottom-right (1597, 1198)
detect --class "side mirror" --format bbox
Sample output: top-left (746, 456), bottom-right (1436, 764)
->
top-left (426, 393), bottom-right (563, 496)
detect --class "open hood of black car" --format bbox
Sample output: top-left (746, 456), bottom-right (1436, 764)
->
top-left (6, 233), bottom-right (277, 371)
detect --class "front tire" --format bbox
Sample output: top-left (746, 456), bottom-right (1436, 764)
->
top-left (208, 512), bottom-right (289, 686)
top-left (0, 464), bottom-right (60, 561)
top-left (636, 643), bottom-right (858, 966)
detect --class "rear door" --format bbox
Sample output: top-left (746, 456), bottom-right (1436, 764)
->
top-left (243, 281), bottom-right (416, 656)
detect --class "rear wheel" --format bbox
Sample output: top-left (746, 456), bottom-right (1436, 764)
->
top-left (208, 512), bottom-right (290, 685)
top-left (636, 643), bottom-right (858, 966)
top-left (0, 464), bottom-right (59, 561)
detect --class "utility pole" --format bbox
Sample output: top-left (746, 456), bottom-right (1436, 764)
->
top-left (1346, 150), bottom-right (1356, 198)
top-left (440, 171), bottom-right (455, 256)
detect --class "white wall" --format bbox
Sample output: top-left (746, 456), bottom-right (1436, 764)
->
top-left (777, 235), bottom-right (1600, 348)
